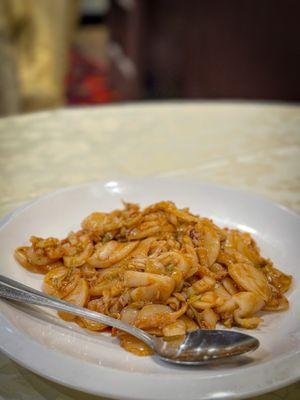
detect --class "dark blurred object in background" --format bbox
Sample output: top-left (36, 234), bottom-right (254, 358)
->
top-left (66, 47), bottom-right (117, 104)
top-left (1, 0), bottom-right (300, 116)
top-left (66, 0), bottom-right (117, 105)
top-left (108, 0), bottom-right (300, 101)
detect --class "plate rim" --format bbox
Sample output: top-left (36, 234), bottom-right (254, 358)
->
top-left (2, 177), bottom-right (300, 229)
top-left (0, 178), bottom-right (299, 400)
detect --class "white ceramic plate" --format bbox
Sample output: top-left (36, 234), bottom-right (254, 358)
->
top-left (0, 179), bottom-right (299, 400)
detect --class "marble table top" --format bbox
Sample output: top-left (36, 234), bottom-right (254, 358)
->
top-left (0, 102), bottom-right (299, 400)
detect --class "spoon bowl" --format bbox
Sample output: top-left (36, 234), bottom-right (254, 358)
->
top-left (153, 329), bottom-right (259, 365)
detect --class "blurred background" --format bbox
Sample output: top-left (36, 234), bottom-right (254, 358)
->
top-left (0, 0), bottom-right (300, 116)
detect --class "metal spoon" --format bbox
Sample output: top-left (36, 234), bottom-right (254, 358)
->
top-left (0, 275), bottom-right (259, 365)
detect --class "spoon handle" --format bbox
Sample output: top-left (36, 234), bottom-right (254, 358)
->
top-left (0, 274), bottom-right (154, 348)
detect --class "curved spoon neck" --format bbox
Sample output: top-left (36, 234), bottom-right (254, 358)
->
top-left (0, 276), bottom-right (155, 349)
